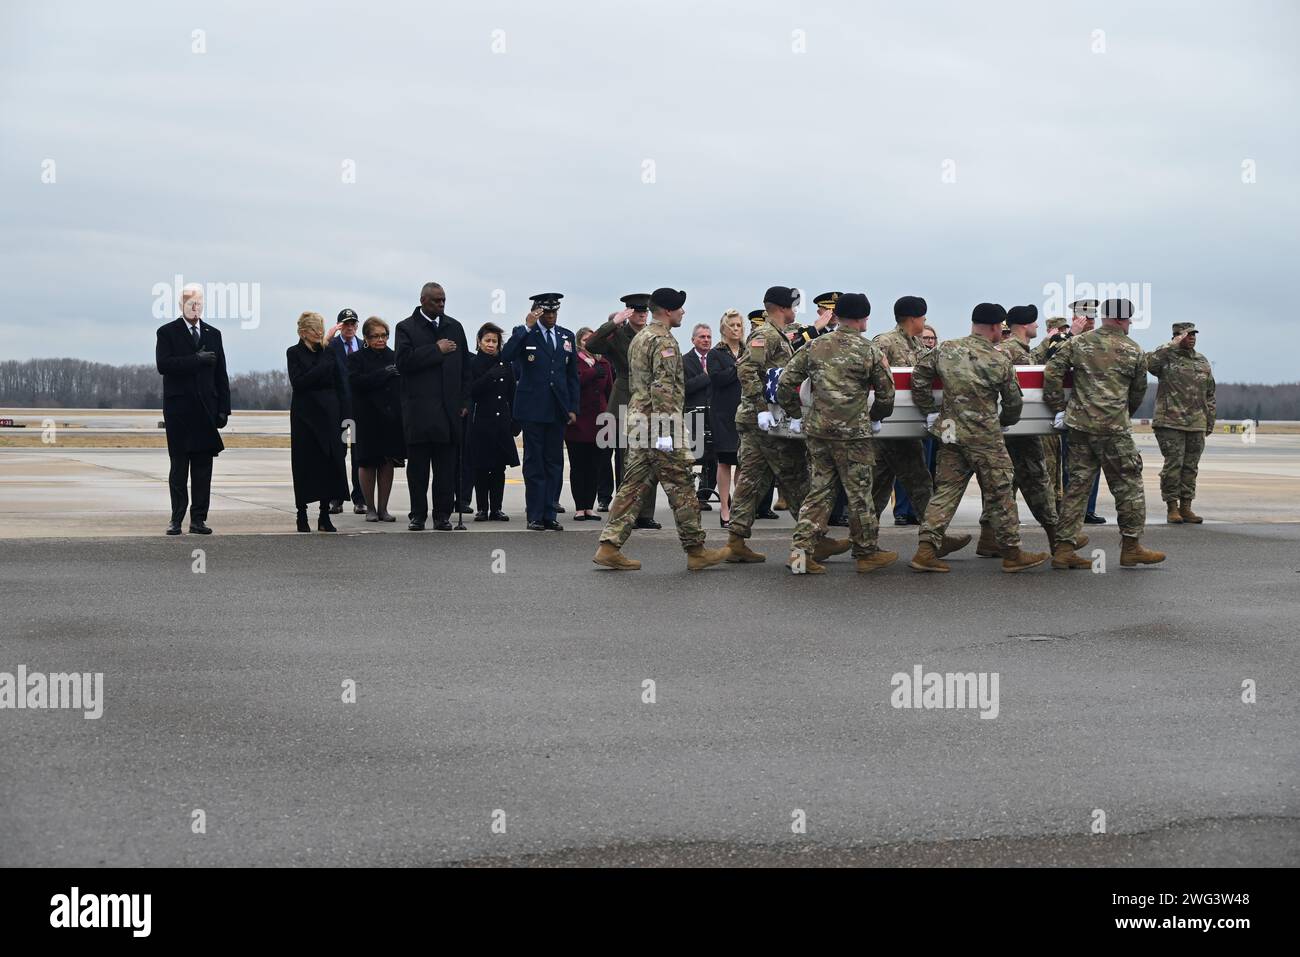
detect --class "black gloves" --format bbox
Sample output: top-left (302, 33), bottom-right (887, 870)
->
top-left (215, 413), bottom-right (228, 429)
top-left (196, 350), bottom-right (217, 366)
top-left (385, 364), bottom-right (398, 375)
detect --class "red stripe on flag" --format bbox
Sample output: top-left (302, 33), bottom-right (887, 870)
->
top-left (893, 366), bottom-right (1071, 390)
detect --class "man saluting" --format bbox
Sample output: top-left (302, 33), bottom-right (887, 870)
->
top-left (156, 283), bottom-right (230, 536)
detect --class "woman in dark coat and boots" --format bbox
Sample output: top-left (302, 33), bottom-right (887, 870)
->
top-left (708, 309), bottom-right (745, 527)
top-left (287, 311), bottom-right (349, 532)
top-left (467, 323), bottom-right (519, 521)
top-left (564, 327), bottom-right (614, 520)
top-left (348, 316), bottom-right (406, 522)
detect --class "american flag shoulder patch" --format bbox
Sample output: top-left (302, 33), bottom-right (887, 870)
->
top-left (661, 348), bottom-right (676, 358)
top-left (750, 337), bottom-right (765, 348)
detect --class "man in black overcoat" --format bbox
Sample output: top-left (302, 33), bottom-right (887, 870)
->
top-left (394, 282), bottom-right (471, 530)
top-left (155, 284), bottom-right (231, 535)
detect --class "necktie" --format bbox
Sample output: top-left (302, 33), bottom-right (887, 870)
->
top-left (700, 351), bottom-right (707, 372)
top-left (191, 324), bottom-right (200, 348)
top-left (547, 329), bottom-right (554, 351)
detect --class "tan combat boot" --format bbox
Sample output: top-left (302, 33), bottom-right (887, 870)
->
top-left (1166, 501), bottom-right (1183, 524)
top-left (856, 550), bottom-right (898, 573)
top-left (1120, 537), bottom-right (1166, 566)
top-left (1179, 499), bottom-right (1203, 524)
top-left (975, 524), bottom-right (999, 557)
top-left (593, 542), bottom-right (641, 570)
top-left (1000, 545), bottom-right (1049, 573)
top-left (725, 532), bottom-right (766, 563)
top-left (812, 536), bottom-right (851, 562)
top-left (774, 496), bottom-right (788, 512)
top-left (909, 542), bottom-right (950, 573)
top-left (938, 532), bottom-right (972, 557)
top-left (786, 549), bottom-right (826, 575)
top-left (1051, 542), bottom-right (1092, 570)
top-left (686, 545), bottom-right (729, 571)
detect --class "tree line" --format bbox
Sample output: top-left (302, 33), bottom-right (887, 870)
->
top-left (1, 357), bottom-right (1297, 420)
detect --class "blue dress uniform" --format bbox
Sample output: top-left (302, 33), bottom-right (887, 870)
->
top-left (500, 294), bottom-right (581, 528)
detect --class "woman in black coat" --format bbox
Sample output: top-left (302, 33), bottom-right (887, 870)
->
top-left (467, 322), bottom-right (519, 521)
top-left (348, 316), bottom-right (406, 522)
top-left (287, 311), bottom-right (349, 532)
top-left (707, 309), bottom-right (745, 526)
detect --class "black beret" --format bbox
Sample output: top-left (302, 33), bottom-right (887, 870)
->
top-left (1006, 304), bottom-right (1039, 325)
top-left (834, 293), bottom-right (871, 320)
top-left (763, 285), bottom-right (800, 309)
top-left (620, 293), bottom-right (651, 310)
top-left (893, 296), bottom-right (927, 320)
top-left (747, 309), bottom-right (766, 321)
top-left (337, 308), bottom-right (359, 323)
top-left (1100, 298), bottom-right (1134, 320)
top-left (650, 287), bottom-right (687, 310)
top-left (971, 302), bottom-right (1007, 325)
top-left (529, 293), bottom-right (564, 311)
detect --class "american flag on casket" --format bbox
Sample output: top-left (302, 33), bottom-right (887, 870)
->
top-left (764, 364), bottom-right (1073, 440)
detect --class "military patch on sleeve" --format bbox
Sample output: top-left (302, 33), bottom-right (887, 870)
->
top-left (750, 337), bottom-right (765, 349)
top-left (660, 348), bottom-right (675, 359)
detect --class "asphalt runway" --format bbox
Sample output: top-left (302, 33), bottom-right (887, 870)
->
top-left (1, 521), bottom-right (1296, 866)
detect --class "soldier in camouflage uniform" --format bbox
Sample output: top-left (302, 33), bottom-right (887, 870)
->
top-left (774, 293), bottom-right (898, 574)
top-left (1044, 298), bottom-right (1165, 568)
top-left (909, 303), bottom-right (1048, 574)
top-left (724, 285), bottom-right (820, 564)
top-left (1147, 322), bottom-right (1216, 524)
top-left (974, 305), bottom-right (1084, 556)
top-left (1032, 315), bottom-right (1070, 512)
top-left (870, 295), bottom-right (938, 526)
top-left (593, 288), bottom-right (729, 571)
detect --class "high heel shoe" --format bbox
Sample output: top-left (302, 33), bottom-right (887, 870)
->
top-left (720, 514), bottom-right (731, 529)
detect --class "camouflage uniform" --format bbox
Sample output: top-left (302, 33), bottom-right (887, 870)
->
top-left (599, 320), bottom-right (704, 550)
top-left (871, 325), bottom-right (934, 520)
top-left (776, 329), bottom-right (895, 558)
top-left (1147, 339), bottom-right (1216, 505)
top-left (978, 336), bottom-right (1057, 532)
top-left (912, 335), bottom-right (1025, 548)
top-left (728, 318), bottom-right (810, 539)
top-left (1031, 328), bottom-right (1070, 511)
top-left (586, 318), bottom-right (656, 521)
top-left (1044, 327), bottom-right (1149, 545)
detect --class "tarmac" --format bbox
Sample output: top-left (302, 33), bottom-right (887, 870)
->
top-left (0, 433), bottom-right (1297, 866)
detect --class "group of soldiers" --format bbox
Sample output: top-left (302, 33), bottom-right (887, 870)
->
top-left (591, 287), bottom-right (1216, 574)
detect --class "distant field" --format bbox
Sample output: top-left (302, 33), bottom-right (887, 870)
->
top-left (0, 434), bottom-right (290, 449)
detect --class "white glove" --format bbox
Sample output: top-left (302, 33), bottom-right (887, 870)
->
top-left (1053, 411), bottom-right (1067, 431)
top-left (870, 420), bottom-right (883, 435)
top-left (655, 435), bottom-right (673, 452)
top-left (757, 411), bottom-right (775, 432)
top-left (787, 418), bottom-right (802, 434)
top-left (925, 412), bottom-right (940, 429)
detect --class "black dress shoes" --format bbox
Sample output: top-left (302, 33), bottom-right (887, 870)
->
top-left (894, 515), bottom-right (911, 526)
top-left (634, 517), bottom-right (662, 530)
top-left (166, 521), bottom-right (182, 536)
top-left (317, 513), bottom-right (337, 532)
top-left (756, 509), bottom-right (779, 520)
top-left (527, 521), bottom-right (546, 531)
top-left (698, 501), bottom-right (713, 511)
top-left (597, 502), bottom-right (611, 512)
top-left (189, 520), bottom-right (212, 534)
top-left (433, 519), bottom-right (454, 531)
top-left (544, 520), bottom-right (564, 531)
top-left (353, 502), bottom-right (367, 514)
top-left (829, 515), bottom-right (850, 527)
top-left (1084, 512), bottom-right (1107, 525)
top-left (329, 502), bottom-right (344, 514)
top-left (489, 510), bottom-right (509, 522)
top-left (553, 503), bottom-right (566, 514)
top-left (408, 519), bottom-right (426, 531)
top-left (474, 510), bottom-right (490, 522)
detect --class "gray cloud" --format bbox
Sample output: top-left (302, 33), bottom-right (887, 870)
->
top-left (1, 0), bottom-right (1296, 381)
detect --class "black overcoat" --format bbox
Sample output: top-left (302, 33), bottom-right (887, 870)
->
top-left (155, 317), bottom-right (230, 455)
top-left (348, 345), bottom-right (406, 467)
top-left (287, 341), bottom-right (348, 505)
top-left (393, 308), bottom-right (470, 447)
top-left (467, 350), bottom-right (520, 472)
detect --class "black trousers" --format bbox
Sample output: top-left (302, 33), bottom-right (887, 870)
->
top-left (407, 441), bottom-right (457, 521)
top-left (565, 440), bottom-right (609, 511)
top-left (615, 444), bottom-right (656, 519)
top-left (597, 449), bottom-right (615, 505)
top-left (696, 451), bottom-right (717, 501)
top-left (474, 468), bottom-right (505, 512)
top-left (168, 449), bottom-right (214, 523)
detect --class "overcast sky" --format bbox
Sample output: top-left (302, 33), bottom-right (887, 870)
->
top-left (1, 0), bottom-right (1296, 382)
